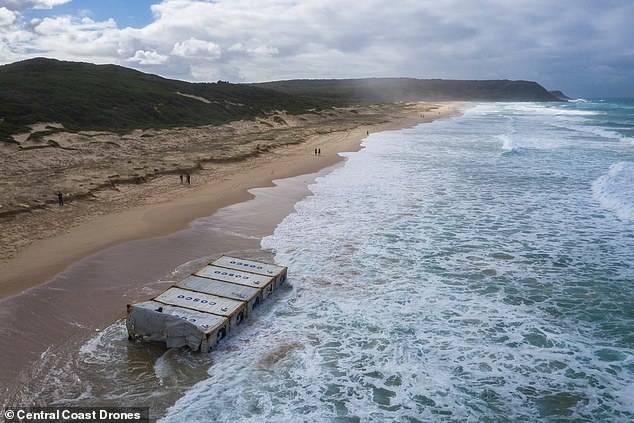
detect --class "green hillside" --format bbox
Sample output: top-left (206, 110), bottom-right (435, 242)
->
top-left (0, 58), bottom-right (329, 141)
top-left (252, 78), bottom-right (562, 102)
top-left (0, 58), bottom-right (563, 142)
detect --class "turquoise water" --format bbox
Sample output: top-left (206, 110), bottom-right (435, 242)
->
top-left (11, 101), bottom-right (632, 421)
top-left (159, 101), bottom-right (634, 422)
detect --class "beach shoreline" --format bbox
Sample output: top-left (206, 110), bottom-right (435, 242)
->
top-left (0, 102), bottom-right (457, 299)
top-left (0, 102), bottom-right (459, 405)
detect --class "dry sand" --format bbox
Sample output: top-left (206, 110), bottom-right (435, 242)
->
top-left (0, 102), bottom-right (459, 404)
top-left (0, 102), bottom-right (456, 298)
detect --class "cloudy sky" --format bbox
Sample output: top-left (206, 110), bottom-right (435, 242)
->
top-left (0, 0), bottom-right (632, 97)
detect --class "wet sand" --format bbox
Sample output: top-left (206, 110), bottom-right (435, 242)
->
top-left (1, 103), bottom-right (454, 298)
top-left (0, 103), bottom-right (459, 406)
top-left (1, 172), bottom-right (322, 409)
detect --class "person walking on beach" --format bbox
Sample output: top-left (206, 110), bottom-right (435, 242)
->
top-left (180, 174), bottom-right (183, 184)
top-left (57, 191), bottom-right (64, 206)
top-left (318, 148), bottom-right (321, 156)
top-left (186, 173), bottom-right (191, 184)
top-left (314, 148), bottom-right (317, 156)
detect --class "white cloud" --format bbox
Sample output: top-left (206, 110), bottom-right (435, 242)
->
top-left (0, 0), bottom-right (633, 96)
top-left (21, 15), bottom-right (121, 61)
top-left (172, 38), bottom-right (221, 59)
top-left (0, 6), bottom-right (16, 26)
top-left (0, 0), bottom-right (70, 11)
top-left (33, 15), bottom-right (113, 35)
top-left (128, 49), bottom-right (169, 65)
top-left (228, 42), bottom-right (278, 56)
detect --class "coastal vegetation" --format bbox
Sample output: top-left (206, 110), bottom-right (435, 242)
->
top-left (252, 78), bottom-right (562, 102)
top-left (0, 58), bottom-right (330, 141)
top-left (0, 58), bottom-right (562, 142)
top-left (0, 57), bottom-right (563, 223)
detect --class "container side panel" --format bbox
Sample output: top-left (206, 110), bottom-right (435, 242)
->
top-left (154, 287), bottom-right (244, 316)
top-left (195, 265), bottom-right (272, 288)
top-left (178, 275), bottom-right (259, 302)
top-left (213, 256), bottom-right (286, 278)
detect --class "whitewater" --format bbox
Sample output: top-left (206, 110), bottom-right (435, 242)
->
top-left (13, 101), bottom-right (631, 422)
top-left (158, 101), bottom-right (634, 422)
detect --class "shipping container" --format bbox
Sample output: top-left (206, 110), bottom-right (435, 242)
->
top-left (195, 264), bottom-right (275, 299)
top-left (177, 275), bottom-right (262, 314)
top-left (126, 300), bottom-right (228, 352)
top-left (212, 256), bottom-right (288, 289)
top-left (125, 257), bottom-right (288, 352)
top-left (154, 286), bottom-right (247, 330)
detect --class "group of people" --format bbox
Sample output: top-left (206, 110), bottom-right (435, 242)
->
top-left (314, 148), bottom-right (321, 156)
top-left (179, 172), bottom-right (192, 184)
top-left (55, 171), bottom-right (193, 208)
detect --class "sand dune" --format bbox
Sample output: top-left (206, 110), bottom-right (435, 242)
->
top-left (0, 102), bottom-right (457, 298)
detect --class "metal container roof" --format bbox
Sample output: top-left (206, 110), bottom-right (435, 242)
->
top-left (213, 256), bottom-right (286, 278)
top-left (132, 300), bottom-right (226, 334)
top-left (154, 287), bottom-right (244, 317)
top-left (177, 275), bottom-right (260, 302)
top-left (194, 265), bottom-right (273, 288)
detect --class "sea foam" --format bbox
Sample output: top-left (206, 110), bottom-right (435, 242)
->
top-left (592, 161), bottom-right (634, 221)
top-left (163, 101), bottom-right (634, 422)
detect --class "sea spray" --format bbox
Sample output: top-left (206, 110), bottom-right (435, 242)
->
top-left (592, 161), bottom-right (634, 221)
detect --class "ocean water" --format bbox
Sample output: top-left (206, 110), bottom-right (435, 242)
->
top-left (160, 100), bottom-right (634, 422)
top-left (9, 101), bottom-right (632, 422)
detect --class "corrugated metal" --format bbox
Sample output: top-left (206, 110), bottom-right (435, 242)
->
top-left (213, 256), bottom-right (286, 278)
top-left (177, 275), bottom-right (260, 302)
top-left (132, 300), bottom-right (225, 334)
top-left (154, 287), bottom-right (244, 317)
top-left (194, 265), bottom-right (273, 288)
top-left (126, 256), bottom-right (287, 352)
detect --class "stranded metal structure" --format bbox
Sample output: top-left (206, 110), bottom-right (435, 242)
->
top-left (126, 256), bottom-right (287, 352)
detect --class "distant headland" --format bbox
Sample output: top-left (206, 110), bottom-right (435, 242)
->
top-left (0, 58), bottom-right (564, 141)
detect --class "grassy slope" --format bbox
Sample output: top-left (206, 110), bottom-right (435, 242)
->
top-left (0, 58), bottom-right (330, 140)
top-left (251, 78), bottom-right (561, 102)
top-left (0, 58), bottom-right (561, 141)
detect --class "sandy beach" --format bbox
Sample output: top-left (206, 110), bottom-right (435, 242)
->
top-left (0, 102), bottom-right (458, 405)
